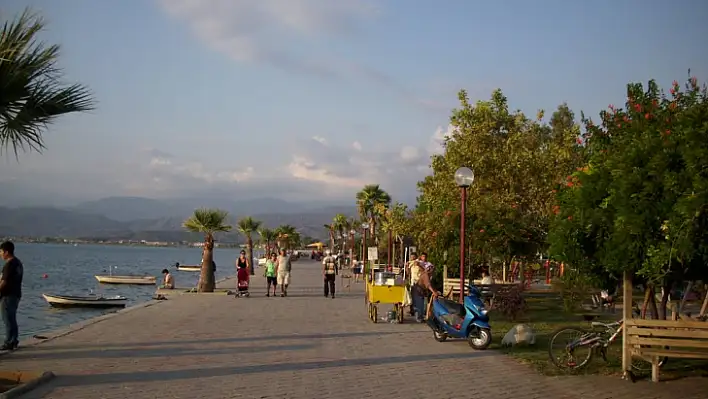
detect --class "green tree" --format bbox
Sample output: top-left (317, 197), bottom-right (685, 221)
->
top-left (237, 217), bottom-right (261, 275)
top-left (323, 223), bottom-right (335, 251)
top-left (1, 8), bottom-right (94, 156)
top-left (332, 213), bottom-right (348, 250)
top-left (548, 76), bottom-right (708, 318)
top-left (356, 184), bottom-right (391, 241)
top-left (183, 208), bottom-right (232, 292)
top-left (258, 227), bottom-right (277, 256)
top-left (414, 89), bottom-right (582, 281)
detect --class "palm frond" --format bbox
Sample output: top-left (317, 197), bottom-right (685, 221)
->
top-left (183, 208), bottom-right (231, 234)
top-left (0, 7), bottom-right (95, 157)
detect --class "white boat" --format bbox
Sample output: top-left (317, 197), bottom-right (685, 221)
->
top-left (95, 275), bottom-right (156, 285)
top-left (42, 293), bottom-right (128, 308)
top-left (176, 265), bottom-right (201, 272)
top-left (95, 265), bottom-right (156, 285)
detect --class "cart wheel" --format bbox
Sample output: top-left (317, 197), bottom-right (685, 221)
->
top-left (372, 305), bottom-right (378, 323)
top-left (396, 303), bottom-right (404, 323)
top-left (367, 303), bottom-right (372, 320)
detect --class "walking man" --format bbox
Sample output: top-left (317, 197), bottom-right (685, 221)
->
top-left (322, 250), bottom-right (337, 298)
top-left (0, 241), bottom-right (23, 351)
top-left (276, 249), bottom-right (292, 297)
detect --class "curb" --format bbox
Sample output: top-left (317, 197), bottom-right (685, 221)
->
top-left (0, 371), bottom-right (55, 399)
top-left (2, 275), bottom-right (236, 354)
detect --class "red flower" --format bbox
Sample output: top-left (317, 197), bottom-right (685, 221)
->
top-left (670, 87), bottom-right (676, 95)
top-left (445, 210), bottom-right (452, 217)
top-left (665, 130), bottom-right (671, 136)
top-left (608, 104), bottom-right (615, 110)
top-left (651, 99), bottom-right (658, 108)
top-left (431, 231), bottom-right (437, 238)
top-left (633, 103), bottom-right (642, 112)
top-left (567, 216), bottom-right (573, 221)
top-left (623, 116), bottom-right (629, 122)
top-left (690, 77), bottom-right (698, 88)
top-left (576, 138), bottom-right (583, 144)
top-left (479, 229), bottom-right (485, 233)
top-left (672, 80), bottom-right (679, 87)
top-left (511, 204), bottom-right (517, 209)
top-left (617, 123), bottom-right (621, 128)
top-left (645, 113), bottom-right (651, 120)
top-left (552, 189), bottom-right (557, 194)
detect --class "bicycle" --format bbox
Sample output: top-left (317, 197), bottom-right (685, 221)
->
top-left (548, 319), bottom-right (668, 372)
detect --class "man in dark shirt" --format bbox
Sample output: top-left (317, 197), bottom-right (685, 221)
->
top-left (0, 241), bottom-right (23, 350)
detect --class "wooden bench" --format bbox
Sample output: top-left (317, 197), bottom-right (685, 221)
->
top-left (625, 318), bottom-right (708, 382)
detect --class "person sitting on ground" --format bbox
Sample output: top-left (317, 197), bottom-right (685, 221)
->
top-left (161, 269), bottom-right (174, 289)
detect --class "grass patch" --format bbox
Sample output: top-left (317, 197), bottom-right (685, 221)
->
top-left (488, 295), bottom-right (708, 379)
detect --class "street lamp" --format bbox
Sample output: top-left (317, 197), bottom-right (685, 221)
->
top-left (349, 229), bottom-right (357, 265)
top-left (455, 166), bottom-right (474, 303)
top-left (361, 223), bottom-right (370, 269)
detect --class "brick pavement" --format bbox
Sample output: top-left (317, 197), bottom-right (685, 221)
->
top-left (2, 260), bottom-right (706, 399)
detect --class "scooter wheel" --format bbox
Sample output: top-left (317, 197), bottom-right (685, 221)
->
top-left (468, 328), bottom-right (492, 350)
top-left (433, 330), bottom-right (447, 342)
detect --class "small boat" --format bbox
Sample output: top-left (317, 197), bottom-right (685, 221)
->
top-left (176, 265), bottom-right (201, 272)
top-left (95, 266), bottom-right (156, 285)
top-left (42, 293), bottom-right (128, 308)
top-left (95, 275), bottom-right (156, 285)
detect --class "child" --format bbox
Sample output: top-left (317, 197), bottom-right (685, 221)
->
top-left (264, 253), bottom-right (278, 297)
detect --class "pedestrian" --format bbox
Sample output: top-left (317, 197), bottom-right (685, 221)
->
top-left (405, 253), bottom-right (419, 316)
top-left (322, 250), bottom-right (337, 298)
top-left (276, 249), bottom-right (292, 297)
top-left (161, 268), bottom-right (175, 289)
top-left (264, 252), bottom-right (278, 297)
top-left (236, 250), bottom-right (248, 271)
top-left (0, 241), bottom-right (23, 351)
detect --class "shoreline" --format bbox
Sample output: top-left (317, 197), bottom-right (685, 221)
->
top-left (3, 275), bottom-right (235, 356)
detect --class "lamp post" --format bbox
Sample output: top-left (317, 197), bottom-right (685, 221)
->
top-left (350, 229), bottom-right (356, 265)
top-left (454, 166), bottom-right (475, 303)
top-left (361, 222), bottom-right (370, 272)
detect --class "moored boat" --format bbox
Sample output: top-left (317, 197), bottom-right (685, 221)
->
top-left (176, 265), bottom-right (201, 272)
top-left (42, 293), bottom-right (128, 308)
top-left (94, 275), bottom-right (156, 285)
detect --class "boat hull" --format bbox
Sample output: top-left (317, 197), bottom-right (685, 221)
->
top-left (176, 266), bottom-right (201, 272)
top-left (42, 294), bottom-right (127, 308)
top-left (95, 275), bottom-right (156, 285)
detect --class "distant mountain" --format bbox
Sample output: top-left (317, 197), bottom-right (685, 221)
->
top-left (73, 196), bottom-right (338, 222)
top-left (0, 203), bottom-right (358, 242)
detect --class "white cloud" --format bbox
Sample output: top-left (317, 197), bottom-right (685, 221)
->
top-left (352, 141), bottom-right (362, 151)
top-left (428, 124), bottom-right (458, 154)
top-left (311, 136), bottom-right (328, 145)
top-left (399, 145), bottom-right (420, 163)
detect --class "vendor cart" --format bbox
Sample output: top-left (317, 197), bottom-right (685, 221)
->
top-left (365, 268), bottom-right (407, 323)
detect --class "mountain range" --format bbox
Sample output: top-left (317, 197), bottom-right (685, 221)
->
top-left (0, 196), bottom-right (357, 242)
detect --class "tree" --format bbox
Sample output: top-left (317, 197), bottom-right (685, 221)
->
top-left (1, 8), bottom-right (94, 156)
top-left (379, 202), bottom-right (411, 265)
top-left (237, 217), bottom-right (261, 275)
top-left (548, 76), bottom-right (708, 318)
top-left (323, 223), bottom-right (335, 252)
top-left (332, 213), bottom-right (348, 250)
top-left (183, 208), bottom-right (232, 292)
top-left (258, 227), bottom-right (277, 257)
top-left (274, 224), bottom-right (298, 250)
top-left (414, 89), bottom-right (582, 281)
top-left (356, 184), bottom-right (391, 242)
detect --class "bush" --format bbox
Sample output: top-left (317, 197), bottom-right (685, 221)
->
top-left (552, 270), bottom-right (595, 312)
top-left (493, 285), bottom-right (528, 320)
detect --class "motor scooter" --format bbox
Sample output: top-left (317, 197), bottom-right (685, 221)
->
top-left (426, 284), bottom-right (492, 349)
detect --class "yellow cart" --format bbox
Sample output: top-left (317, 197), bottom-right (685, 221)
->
top-left (365, 270), bottom-right (406, 323)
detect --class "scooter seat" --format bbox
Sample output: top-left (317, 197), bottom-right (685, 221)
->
top-left (437, 298), bottom-right (465, 316)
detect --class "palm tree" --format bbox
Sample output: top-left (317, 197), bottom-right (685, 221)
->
top-left (258, 227), bottom-right (278, 257)
top-left (274, 224), bottom-right (297, 250)
top-left (323, 223), bottom-right (335, 252)
top-left (1, 8), bottom-right (94, 157)
top-left (237, 217), bottom-right (262, 275)
top-left (355, 184), bottom-right (392, 241)
top-left (183, 208), bottom-right (232, 292)
top-left (332, 213), bottom-right (348, 250)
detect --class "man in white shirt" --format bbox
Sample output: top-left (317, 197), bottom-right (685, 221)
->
top-left (322, 251), bottom-right (337, 298)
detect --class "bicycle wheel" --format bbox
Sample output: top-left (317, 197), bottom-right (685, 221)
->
top-left (548, 327), bottom-right (595, 370)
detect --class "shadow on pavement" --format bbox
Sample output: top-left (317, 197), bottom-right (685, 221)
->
top-left (7, 342), bottom-right (316, 361)
top-left (52, 351), bottom-right (498, 387)
top-left (28, 331), bottom-right (417, 350)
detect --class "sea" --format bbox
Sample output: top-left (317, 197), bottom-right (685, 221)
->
top-left (11, 243), bottom-right (251, 339)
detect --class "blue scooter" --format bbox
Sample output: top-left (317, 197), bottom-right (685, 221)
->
top-left (426, 285), bottom-right (492, 349)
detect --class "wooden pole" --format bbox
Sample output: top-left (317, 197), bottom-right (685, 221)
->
top-left (622, 271), bottom-right (633, 373)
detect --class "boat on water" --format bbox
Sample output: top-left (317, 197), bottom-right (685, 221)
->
top-left (42, 293), bottom-right (128, 308)
top-left (95, 266), bottom-right (156, 285)
top-left (176, 265), bottom-right (201, 272)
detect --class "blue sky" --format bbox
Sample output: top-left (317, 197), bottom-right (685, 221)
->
top-left (1, 0), bottom-right (706, 206)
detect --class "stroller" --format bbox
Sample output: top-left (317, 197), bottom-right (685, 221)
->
top-left (236, 267), bottom-right (250, 297)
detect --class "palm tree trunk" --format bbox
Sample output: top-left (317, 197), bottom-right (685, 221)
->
top-left (198, 234), bottom-right (216, 292)
top-left (247, 236), bottom-right (255, 275)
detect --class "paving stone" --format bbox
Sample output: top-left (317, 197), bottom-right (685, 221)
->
top-left (2, 260), bottom-right (706, 398)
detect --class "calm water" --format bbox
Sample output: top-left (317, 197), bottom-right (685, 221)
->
top-left (12, 243), bottom-right (248, 338)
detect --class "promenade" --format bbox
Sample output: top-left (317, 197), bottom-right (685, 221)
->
top-left (3, 260), bottom-right (706, 399)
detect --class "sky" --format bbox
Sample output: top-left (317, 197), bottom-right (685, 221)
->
top-left (1, 0), bottom-right (707, 206)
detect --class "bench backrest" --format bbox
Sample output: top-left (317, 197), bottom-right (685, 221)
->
top-left (625, 318), bottom-right (708, 352)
